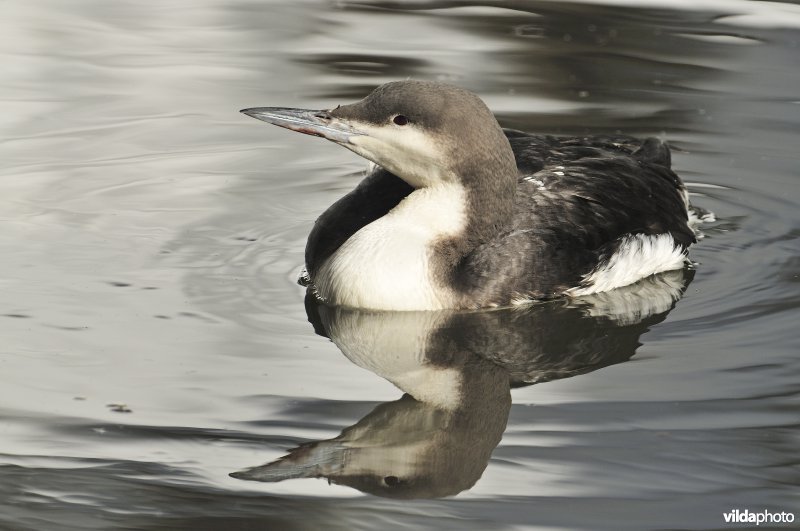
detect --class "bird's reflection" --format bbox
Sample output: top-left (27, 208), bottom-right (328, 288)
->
top-left (232, 269), bottom-right (693, 498)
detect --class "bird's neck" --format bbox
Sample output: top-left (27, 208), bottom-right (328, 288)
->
top-left (396, 158), bottom-right (519, 264)
top-left (432, 158), bottom-right (518, 264)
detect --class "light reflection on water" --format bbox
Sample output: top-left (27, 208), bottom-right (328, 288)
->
top-left (1, 0), bottom-right (798, 529)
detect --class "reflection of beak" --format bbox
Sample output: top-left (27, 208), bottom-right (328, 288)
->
top-left (230, 441), bottom-right (346, 483)
top-left (240, 107), bottom-right (365, 145)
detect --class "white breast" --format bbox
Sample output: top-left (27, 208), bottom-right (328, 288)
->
top-left (313, 183), bottom-right (467, 311)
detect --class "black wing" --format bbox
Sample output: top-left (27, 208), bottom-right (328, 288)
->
top-left (453, 134), bottom-right (694, 304)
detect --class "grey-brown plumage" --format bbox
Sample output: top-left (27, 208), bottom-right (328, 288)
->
top-left (243, 80), bottom-right (697, 309)
top-left (304, 103), bottom-right (694, 306)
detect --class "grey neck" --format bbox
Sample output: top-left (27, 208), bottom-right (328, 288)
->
top-left (434, 148), bottom-right (518, 272)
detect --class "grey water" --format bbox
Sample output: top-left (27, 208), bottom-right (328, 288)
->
top-left (1, 0), bottom-right (798, 529)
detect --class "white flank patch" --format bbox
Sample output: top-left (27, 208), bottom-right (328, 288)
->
top-left (568, 233), bottom-right (687, 296)
top-left (315, 182), bottom-right (467, 311)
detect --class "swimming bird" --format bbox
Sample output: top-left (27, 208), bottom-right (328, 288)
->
top-left (242, 80), bottom-right (699, 311)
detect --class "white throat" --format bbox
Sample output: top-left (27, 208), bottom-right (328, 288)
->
top-left (314, 181), bottom-right (468, 311)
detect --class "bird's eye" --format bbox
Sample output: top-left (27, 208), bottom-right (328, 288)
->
top-left (392, 115), bottom-right (409, 126)
top-left (383, 475), bottom-right (400, 486)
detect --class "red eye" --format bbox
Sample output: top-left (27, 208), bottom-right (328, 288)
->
top-left (393, 115), bottom-right (409, 126)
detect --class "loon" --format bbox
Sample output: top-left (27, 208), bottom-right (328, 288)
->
top-left (242, 80), bottom-right (699, 311)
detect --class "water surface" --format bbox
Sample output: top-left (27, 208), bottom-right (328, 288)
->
top-left (1, 0), bottom-right (799, 529)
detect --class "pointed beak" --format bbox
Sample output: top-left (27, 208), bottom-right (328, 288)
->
top-left (240, 107), bottom-right (364, 145)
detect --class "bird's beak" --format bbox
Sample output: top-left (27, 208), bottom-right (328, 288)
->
top-left (229, 441), bottom-right (346, 483)
top-left (240, 107), bottom-right (365, 145)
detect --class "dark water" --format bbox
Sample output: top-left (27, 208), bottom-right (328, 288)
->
top-left (2, 1), bottom-right (799, 529)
